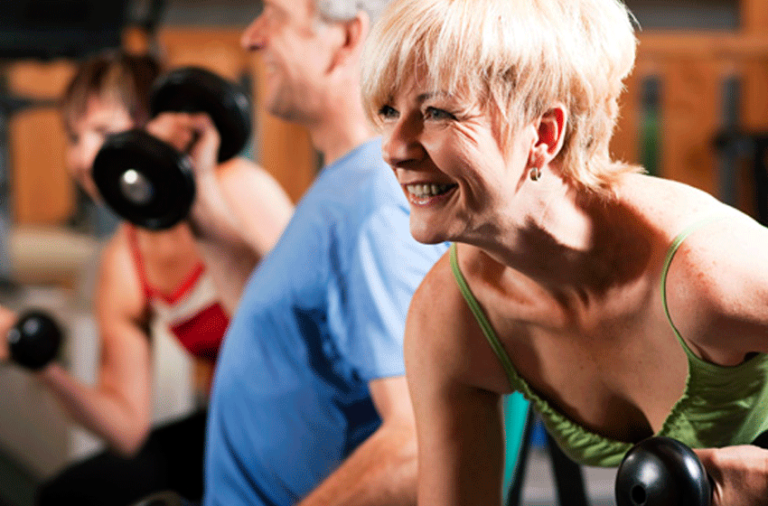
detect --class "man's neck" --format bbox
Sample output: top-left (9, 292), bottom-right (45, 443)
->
top-left (310, 119), bottom-right (376, 166)
top-left (306, 77), bottom-right (377, 166)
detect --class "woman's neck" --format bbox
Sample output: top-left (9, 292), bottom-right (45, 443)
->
top-left (472, 177), bottom-right (651, 298)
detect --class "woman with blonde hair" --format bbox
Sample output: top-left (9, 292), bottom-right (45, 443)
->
top-left (361, 0), bottom-right (768, 504)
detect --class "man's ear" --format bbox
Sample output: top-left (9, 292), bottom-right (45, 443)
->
top-left (329, 11), bottom-right (370, 71)
top-left (529, 103), bottom-right (568, 167)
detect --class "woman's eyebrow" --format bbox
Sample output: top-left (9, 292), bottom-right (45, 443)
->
top-left (416, 91), bottom-right (448, 103)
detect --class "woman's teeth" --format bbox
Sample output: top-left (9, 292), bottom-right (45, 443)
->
top-left (406, 184), bottom-right (452, 198)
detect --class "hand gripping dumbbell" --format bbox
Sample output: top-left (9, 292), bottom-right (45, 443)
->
top-left (6, 310), bottom-right (63, 371)
top-left (92, 66), bottom-right (252, 230)
top-left (615, 432), bottom-right (768, 506)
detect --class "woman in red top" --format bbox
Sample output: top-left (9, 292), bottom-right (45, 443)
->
top-left (1, 50), bottom-right (294, 505)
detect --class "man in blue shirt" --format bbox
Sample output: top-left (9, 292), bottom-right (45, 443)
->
top-left (200, 1), bottom-right (448, 505)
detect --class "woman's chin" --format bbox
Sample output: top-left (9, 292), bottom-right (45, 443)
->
top-left (409, 222), bottom-right (450, 245)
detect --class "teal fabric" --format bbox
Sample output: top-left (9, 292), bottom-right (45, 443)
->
top-left (502, 393), bottom-right (530, 499)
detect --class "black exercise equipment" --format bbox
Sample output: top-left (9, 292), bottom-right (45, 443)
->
top-left (615, 432), bottom-right (768, 506)
top-left (6, 310), bottom-right (62, 371)
top-left (0, 0), bottom-right (128, 61)
top-left (615, 437), bottom-right (710, 506)
top-left (0, 0), bottom-right (168, 61)
top-left (92, 66), bottom-right (252, 230)
top-left (130, 490), bottom-right (188, 506)
top-left (713, 131), bottom-right (768, 226)
top-left (752, 430), bottom-right (768, 449)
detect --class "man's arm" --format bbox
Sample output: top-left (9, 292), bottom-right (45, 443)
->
top-left (296, 375), bottom-right (418, 506)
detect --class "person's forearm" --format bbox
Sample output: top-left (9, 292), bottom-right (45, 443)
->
top-left (37, 364), bottom-right (150, 455)
top-left (188, 169), bottom-right (260, 314)
top-left (189, 169), bottom-right (251, 249)
top-left (297, 423), bottom-right (418, 506)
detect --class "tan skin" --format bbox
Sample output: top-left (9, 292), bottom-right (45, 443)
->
top-left (379, 73), bottom-right (768, 506)
top-left (132, 1), bottom-right (421, 504)
top-left (0, 94), bottom-right (293, 456)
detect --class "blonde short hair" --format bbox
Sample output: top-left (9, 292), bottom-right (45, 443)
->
top-left (361, 0), bottom-right (642, 194)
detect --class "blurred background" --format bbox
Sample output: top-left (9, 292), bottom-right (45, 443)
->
top-left (0, 1), bottom-right (765, 505)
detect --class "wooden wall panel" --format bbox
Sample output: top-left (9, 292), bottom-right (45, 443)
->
top-left (611, 63), bottom-right (642, 167)
top-left (741, 0), bottom-right (768, 33)
top-left (741, 60), bottom-right (768, 130)
top-left (658, 58), bottom-right (722, 194)
top-left (157, 28), bottom-right (248, 80)
top-left (6, 61), bottom-right (76, 224)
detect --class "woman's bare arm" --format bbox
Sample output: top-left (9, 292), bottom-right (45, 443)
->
top-left (37, 230), bottom-right (154, 456)
top-left (405, 254), bottom-right (508, 506)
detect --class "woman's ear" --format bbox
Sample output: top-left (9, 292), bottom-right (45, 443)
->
top-left (529, 103), bottom-right (568, 168)
top-left (330, 11), bottom-right (370, 71)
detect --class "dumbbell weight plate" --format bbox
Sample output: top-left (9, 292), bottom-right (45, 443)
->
top-left (92, 130), bottom-right (196, 231)
top-left (615, 437), bottom-right (710, 506)
top-left (753, 431), bottom-right (768, 449)
top-left (7, 310), bottom-right (63, 371)
top-left (149, 66), bottom-right (252, 162)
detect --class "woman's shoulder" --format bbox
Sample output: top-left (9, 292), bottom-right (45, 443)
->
top-left (93, 225), bottom-right (150, 321)
top-left (99, 224), bottom-right (133, 265)
top-left (617, 174), bottom-right (730, 235)
top-left (618, 174), bottom-right (768, 293)
top-left (407, 246), bottom-right (518, 392)
top-left (636, 177), bottom-right (768, 359)
top-left (410, 247), bottom-right (501, 342)
top-left (218, 156), bottom-right (283, 188)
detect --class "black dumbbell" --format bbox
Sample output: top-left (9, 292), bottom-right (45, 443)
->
top-left (130, 491), bottom-right (185, 506)
top-left (6, 310), bottom-right (63, 371)
top-left (92, 66), bottom-right (252, 230)
top-left (615, 432), bottom-right (768, 506)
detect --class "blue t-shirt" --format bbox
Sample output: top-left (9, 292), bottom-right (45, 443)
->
top-left (204, 139), bottom-right (448, 506)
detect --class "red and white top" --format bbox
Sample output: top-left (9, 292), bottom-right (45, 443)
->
top-left (127, 226), bottom-right (229, 361)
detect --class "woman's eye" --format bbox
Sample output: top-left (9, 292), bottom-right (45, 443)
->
top-left (424, 107), bottom-right (455, 120)
top-left (378, 105), bottom-right (398, 120)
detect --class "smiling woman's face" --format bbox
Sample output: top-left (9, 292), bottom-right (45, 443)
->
top-left (378, 73), bottom-right (535, 246)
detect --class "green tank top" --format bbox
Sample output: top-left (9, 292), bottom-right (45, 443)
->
top-left (450, 218), bottom-right (768, 467)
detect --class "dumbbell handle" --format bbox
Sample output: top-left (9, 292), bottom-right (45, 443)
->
top-left (6, 310), bottom-right (62, 371)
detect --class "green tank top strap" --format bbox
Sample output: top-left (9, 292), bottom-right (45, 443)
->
top-left (660, 215), bottom-right (728, 354)
top-left (449, 243), bottom-right (518, 384)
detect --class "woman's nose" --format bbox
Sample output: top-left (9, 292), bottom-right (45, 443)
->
top-left (382, 117), bottom-right (424, 168)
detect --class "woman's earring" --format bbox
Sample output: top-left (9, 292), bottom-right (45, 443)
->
top-left (530, 167), bottom-right (541, 182)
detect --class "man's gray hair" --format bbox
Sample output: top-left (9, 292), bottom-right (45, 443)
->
top-left (316, 0), bottom-right (391, 24)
